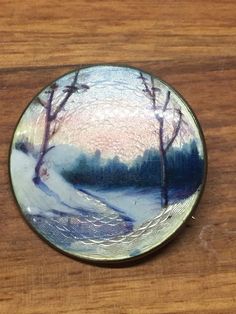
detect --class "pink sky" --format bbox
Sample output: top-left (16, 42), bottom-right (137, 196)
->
top-left (15, 66), bottom-right (202, 162)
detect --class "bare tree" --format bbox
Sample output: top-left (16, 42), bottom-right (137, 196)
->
top-left (33, 71), bottom-right (89, 185)
top-left (138, 72), bottom-right (184, 208)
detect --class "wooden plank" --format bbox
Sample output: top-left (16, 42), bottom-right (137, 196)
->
top-left (0, 0), bottom-right (235, 68)
top-left (0, 1), bottom-right (236, 313)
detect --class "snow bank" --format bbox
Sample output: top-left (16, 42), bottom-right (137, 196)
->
top-left (10, 149), bottom-right (128, 218)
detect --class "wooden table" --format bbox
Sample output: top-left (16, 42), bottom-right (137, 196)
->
top-left (0, 1), bottom-right (236, 313)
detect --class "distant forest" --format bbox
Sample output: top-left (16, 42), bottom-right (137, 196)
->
top-left (61, 140), bottom-right (204, 189)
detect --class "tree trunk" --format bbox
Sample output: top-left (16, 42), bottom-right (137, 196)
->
top-left (159, 117), bottom-right (169, 208)
top-left (160, 150), bottom-right (168, 208)
top-left (33, 98), bottom-right (52, 184)
top-left (32, 72), bottom-right (81, 185)
top-left (138, 73), bottom-right (172, 208)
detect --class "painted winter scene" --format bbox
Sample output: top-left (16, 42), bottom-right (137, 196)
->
top-left (10, 65), bottom-right (205, 261)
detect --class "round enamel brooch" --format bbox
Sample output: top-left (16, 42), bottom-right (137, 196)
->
top-left (10, 65), bottom-right (207, 263)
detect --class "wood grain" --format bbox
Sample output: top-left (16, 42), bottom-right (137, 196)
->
top-left (0, 1), bottom-right (236, 313)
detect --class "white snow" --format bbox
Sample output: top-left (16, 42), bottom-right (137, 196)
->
top-left (10, 149), bottom-right (125, 218)
top-left (10, 148), bottom-right (201, 261)
top-left (80, 186), bottom-right (162, 226)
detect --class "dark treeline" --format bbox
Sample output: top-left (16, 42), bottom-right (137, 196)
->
top-left (61, 140), bottom-right (204, 190)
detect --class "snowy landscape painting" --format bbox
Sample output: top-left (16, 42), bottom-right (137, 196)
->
top-left (10, 65), bottom-right (205, 261)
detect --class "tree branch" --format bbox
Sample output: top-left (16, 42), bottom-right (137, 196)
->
top-left (164, 110), bottom-right (183, 152)
top-left (150, 75), bottom-right (156, 110)
top-left (138, 72), bottom-right (153, 100)
top-left (163, 90), bottom-right (171, 112)
top-left (49, 120), bottom-right (60, 139)
top-left (138, 71), bottom-right (161, 111)
top-left (49, 71), bottom-right (80, 121)
top-left (36, 96), bottom-right (48, 108)
top-left (45, 145), bottom-right (55, 154)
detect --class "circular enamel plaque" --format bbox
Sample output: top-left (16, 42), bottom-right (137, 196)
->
top-left (10, 65), bottom-right (206, 262)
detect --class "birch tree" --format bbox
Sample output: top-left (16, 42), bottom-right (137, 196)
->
top-left (33, 71), bottom-right (89, 185)
top-left (138, 72), bottom-right (186, 208)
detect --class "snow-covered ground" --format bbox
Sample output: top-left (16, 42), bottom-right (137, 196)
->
top-left (10, 150), bottom-right (135, 241)
top-left (10, 148), bottom-right (201, 260)
top-left (10, 149), bottom-right (128, 218)
top-left (77, 186), bottom-right (162, 226)
top-left (10, 149), bottom-right (164, 227)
